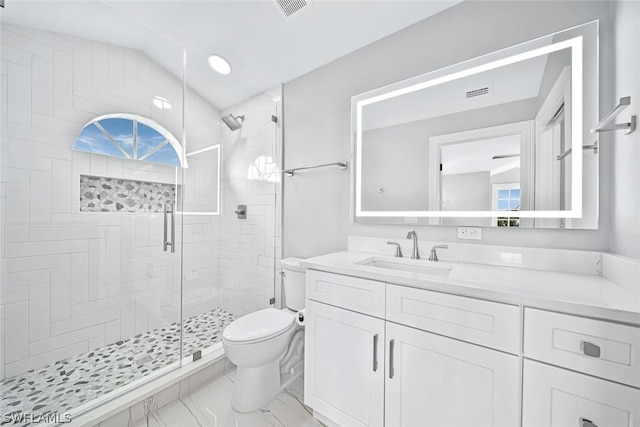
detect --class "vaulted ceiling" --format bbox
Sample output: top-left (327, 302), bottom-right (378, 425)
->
top-left (2, 0), bottom-right (461, 109)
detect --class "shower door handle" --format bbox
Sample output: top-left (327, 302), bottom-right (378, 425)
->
top-left (163, 203), bottom-right (175, 253)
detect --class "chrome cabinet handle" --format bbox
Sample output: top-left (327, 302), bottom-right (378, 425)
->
top-left (373, 334), bottom-right (379, 372)
top-left (389, 339), bottom-right (395, 379)
top-left (163, 203), bottom-right (175, 253)
top-left (580, 341), bottom-right (601, 358)
top-left (579, 417), bottom-right (598, 427)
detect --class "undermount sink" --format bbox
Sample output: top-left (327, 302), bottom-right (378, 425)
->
top-left (357, 257), bottom-right (452, 277)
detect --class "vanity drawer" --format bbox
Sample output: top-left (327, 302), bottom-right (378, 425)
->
top-left (386, 284), bottom-right (521, 354)
top-left (524, 308), bottom-right (640, 388)
top-left (306, 270), bottom-right (385, 318)
top-left (523, 360), bottom-right (640, 427)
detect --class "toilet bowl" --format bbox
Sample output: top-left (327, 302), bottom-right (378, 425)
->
top-left (222, 258), bottom-right (306, 413)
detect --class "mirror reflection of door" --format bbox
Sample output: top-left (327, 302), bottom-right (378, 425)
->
top-left (534, 66), bottom-right (572, 228)
top-left (429, 121), bottom-right (534, 227)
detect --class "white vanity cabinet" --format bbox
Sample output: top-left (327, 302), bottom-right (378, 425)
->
top-left (522, 308), bottom-right (640, 427)
top-left (304, 299), bottom-right (386, 427)
top-left (384, 322), bottom-right (520, 427)
top-left (304, 271), bottom-right (522, 427)
top-left (304, 268), bottom-right (640, 427)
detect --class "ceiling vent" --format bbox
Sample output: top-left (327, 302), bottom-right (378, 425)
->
top-left (465, 86), bottom-right (490, 99)
top-left (274, 0), bottom-right (310, 19)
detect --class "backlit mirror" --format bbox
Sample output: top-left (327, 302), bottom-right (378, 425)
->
top-left (351, 21), bottom-right (598, 229)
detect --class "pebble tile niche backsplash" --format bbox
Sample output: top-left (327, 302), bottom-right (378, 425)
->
top-left (79, 175), bottom-right (177, 213)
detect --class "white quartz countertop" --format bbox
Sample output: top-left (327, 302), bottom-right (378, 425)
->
top-left (300, 251), bottom-right (640, 325)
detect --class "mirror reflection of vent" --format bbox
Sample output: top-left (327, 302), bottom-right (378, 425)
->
top-left (274, 0), bottom-right (309, 18)
top-left (466, 87), bottom-right (490, 99)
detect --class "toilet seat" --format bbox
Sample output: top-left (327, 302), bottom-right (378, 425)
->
top-left (223, 308), bottom-right (295, 344)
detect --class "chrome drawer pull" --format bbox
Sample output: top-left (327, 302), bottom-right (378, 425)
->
top-left (580, 341), bottom-right (601, 358)
top-left (389, 339), bottom-right (395, 379)
top-left (579, 417), bottom-right (598, 427)
top-left (372, 334), bottom-right (379, 372)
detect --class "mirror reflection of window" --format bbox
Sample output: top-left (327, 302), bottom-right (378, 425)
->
top-left (492, 184), bottom-right (521, 227)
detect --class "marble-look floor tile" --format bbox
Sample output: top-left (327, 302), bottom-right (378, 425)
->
top-left (135, 374), bottom-right (324, 427)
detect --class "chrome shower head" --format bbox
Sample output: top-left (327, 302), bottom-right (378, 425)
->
top-left (221, 114), bottom-right (245, 131)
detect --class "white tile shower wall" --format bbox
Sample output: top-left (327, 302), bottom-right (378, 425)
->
top-left (0, 23), bottom-right (222, 378)
top-left (218, 92), bottom-right (282, 317)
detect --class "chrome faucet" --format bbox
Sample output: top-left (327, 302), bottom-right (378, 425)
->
top-left (387, 241), bottom-right (403, 258)
top-left (428, 245), bottom-right (448, 262)
top-left (406, 230), bottom-right (420, 259)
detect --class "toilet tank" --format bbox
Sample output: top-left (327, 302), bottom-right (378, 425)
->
top-left (281, 257), bottom-right (306, 311)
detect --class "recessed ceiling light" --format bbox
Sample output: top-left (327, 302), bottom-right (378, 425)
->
top-left (153, 96), bottom-right (172, 110)
top-left (208, 54), bottom-right (231, 75)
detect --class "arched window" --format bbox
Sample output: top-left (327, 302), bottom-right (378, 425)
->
top-left (73, 114), bottom-right (187, 167)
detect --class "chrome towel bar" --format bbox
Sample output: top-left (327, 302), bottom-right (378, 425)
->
top-left (283, 161), bottom-right (348, 177)
top-left (556, 142), bottom-right (598, 161)
top-left (591, 96), bottom-right (636, 135)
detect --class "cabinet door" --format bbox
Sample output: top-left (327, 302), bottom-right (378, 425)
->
top-left (304, 300), bottom-right (385, 427)
top-left (523, 360), bottom-right (640, 427)
top-left (385, 322), bottom-right (520, 427)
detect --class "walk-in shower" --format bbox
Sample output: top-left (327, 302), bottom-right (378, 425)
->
top-left (0, 2), bottom-right (282, 424)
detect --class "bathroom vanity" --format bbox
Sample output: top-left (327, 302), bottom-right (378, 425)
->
top-left (300, 15), bottom-right (640, 427)
top-left (300, 239), bottom-right (640, 427)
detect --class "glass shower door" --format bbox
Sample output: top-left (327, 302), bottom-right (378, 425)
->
top-left (0, 1), bottom-right (186, 421)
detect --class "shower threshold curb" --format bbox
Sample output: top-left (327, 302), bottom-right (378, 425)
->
top-left (68, 345), bottom-right (226, 427)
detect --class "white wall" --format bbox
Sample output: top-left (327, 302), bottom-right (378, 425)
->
top-left (610, 1), bottom-right (640, 260)
top-left (0, 23), bottom-right (222, 378)
top-left (441, 172), bottom-right (492, 227)
top-left (218, 92), bottom-right (282, 317)
top-left (283, 1), bottom-right (614, 258)
top-left (361, 125), bottom-right (430, 212)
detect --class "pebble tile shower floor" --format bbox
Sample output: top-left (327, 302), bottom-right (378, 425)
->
top-left (0, 308), bottom-right (236, 426)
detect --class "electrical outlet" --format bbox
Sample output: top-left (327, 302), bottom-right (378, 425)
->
top-left (403, 217), bottom-right (418, 224)
top-left (457, 227), bottom-right (482, 240)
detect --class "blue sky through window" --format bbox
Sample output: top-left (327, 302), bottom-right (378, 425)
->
top-left (496, 187), bottom-right (520, 211)
top-left (137, 122), bottom-right (168, 157)
top-left (98, 118), bottom-right (134, 157)
top-left (73, 115), bottom-right (182, 167)
top-left (75, 123), bottom-right (127, 158)
top-left (145, 143), bottom-right (180, 167)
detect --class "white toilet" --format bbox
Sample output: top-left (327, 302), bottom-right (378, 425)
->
top-left (222, 257), bottom-right (306, 413)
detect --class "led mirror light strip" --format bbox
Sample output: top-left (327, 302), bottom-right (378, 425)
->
top-left (355, 36), bottom-right (583, 218)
